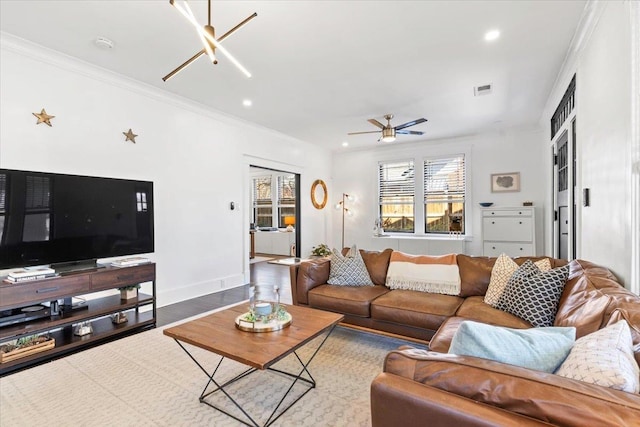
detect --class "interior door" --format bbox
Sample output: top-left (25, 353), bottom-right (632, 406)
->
top-left (554, 122), bottom-right (576, 261)
top-left (556, 131), bottom-right (569, 260)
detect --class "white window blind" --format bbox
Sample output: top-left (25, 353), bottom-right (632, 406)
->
top-left (277, 175), bottom-right (296, 227)
top-left (378, 160), bottom-right (415, 232)
top-left (252, 176), bottom-right (272, 227)
top-left (423, 154), bottom-right (466, 234)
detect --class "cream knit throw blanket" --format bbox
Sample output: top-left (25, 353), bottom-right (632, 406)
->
top-left (386, 252), bottom-right (461, 295)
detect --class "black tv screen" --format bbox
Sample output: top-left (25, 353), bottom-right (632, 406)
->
top-left (0, 169), bottom-right (154, 269)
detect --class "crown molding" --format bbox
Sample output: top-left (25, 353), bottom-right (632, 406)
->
top-left (539, 0), bottom-right (607, 124)
top-left (0, 31), bottom-right (306, 146)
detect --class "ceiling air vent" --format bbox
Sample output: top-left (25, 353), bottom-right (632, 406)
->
top-left (474, 84), bottom-right (492, 96)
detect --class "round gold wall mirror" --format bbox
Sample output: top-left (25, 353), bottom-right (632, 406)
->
top-left (311, 179), bottom-right (328, 209)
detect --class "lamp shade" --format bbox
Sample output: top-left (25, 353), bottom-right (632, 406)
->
top-left (284, 216), bottom-right (295, 226)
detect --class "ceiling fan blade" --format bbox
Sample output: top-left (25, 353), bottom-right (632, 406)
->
top-left (395, 118), bottom-right (428, 130)
top-left (218, 12), bottom-right (258, 42)
top-left (162, 49), bottom-right (206, 82)
top-left (367, 119), bottom-right (385, 129)
top-left (348, 131), bottom-right (381, 135)
top-left (396, 130), bottom-right (424, 135)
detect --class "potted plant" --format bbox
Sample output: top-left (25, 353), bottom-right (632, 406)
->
top-left (310, 243), bottom-right (332, 257)
top-left (118, 284), bottom-right (140, 300)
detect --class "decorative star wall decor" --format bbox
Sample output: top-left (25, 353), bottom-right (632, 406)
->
top-left (123, 128), bottom-right (138, 143)
top-left (32, 109), bottom-right (55, 126)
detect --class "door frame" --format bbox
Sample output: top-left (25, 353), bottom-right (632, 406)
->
top-left (243, 156), bottom-right (302, 283)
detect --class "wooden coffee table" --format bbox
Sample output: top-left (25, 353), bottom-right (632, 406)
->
top-left (163, 303), bottom-right (344, 427)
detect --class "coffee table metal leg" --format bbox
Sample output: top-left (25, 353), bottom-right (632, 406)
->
top-left (172, 323), bottom-right (338, 427)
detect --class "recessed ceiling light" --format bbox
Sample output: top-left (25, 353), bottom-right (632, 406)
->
top-left (94, 36), bottom-right (114, 49)
top-left (342, 141), bottom-right (349, 147)
top-left (484, 29), bottom-right (500, 41)
top-left (242, 99), bottom-right (252, 107)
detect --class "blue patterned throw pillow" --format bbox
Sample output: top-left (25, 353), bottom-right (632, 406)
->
top-left (496, 260), bottom-right (570, 327)
top-left (327, 245), bottom-right (374, 286)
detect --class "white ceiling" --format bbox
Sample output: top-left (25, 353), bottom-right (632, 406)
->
top-left (0, 0), bottom-right (586, 151)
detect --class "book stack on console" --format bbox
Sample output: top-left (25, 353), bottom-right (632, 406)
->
top-left (110, 257), bottom-right (151, 267)
top-left (4, 267), bottom-right (58, 283)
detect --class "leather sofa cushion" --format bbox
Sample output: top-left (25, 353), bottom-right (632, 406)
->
top-left (295, 258), bottom-right (330, 305)
top-left (456, 255), bottom-right (567, 298)
top-left (429, 313), bottom-right (531, 353)
top-left (371, 290), bottom-right (463, 331)
top-left (341, 247), bottom-right (393, 286)
top-left (382, 349), bottom-right (640, 426)
top-left (308, 284), bottom-right (390, 317)
top-left (455, 296), bottom-right (532, 328)
top-left (456, 255), bottom-right (494, 297)
top-left (554, 259), bottom-right (621, 339)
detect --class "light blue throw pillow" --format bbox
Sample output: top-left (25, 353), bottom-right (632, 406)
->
top-left (448, 320), bottom-right (576, 373)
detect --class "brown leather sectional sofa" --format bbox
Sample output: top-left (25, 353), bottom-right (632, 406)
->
top-left (289, 250), bottom-right (640, 426)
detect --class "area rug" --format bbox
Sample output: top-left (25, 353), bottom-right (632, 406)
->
top-left (0, 308), bottom-right (420, 426)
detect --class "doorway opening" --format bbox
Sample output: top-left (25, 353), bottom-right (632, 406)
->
top-left (249, 165), bottom-right (301, 263)
top-left (551, 75), bottom-right (576, 260)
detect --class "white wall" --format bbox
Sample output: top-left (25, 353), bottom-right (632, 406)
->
top-left (0, 34), bottom-right (332, 307)
top-left (542, 1), bottom-right (635, 288)
top-left (331, 126), bottom-right (547, 256)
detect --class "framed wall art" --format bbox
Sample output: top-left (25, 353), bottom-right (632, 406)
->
top-left (491, 172), bottom-right (520, 193)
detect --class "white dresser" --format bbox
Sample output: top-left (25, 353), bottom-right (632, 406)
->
top-left (254, 231), bottom-right (296, 256)
top-left (481, 207), bottom-right (536, 257)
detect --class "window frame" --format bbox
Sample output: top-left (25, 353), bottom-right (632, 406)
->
top-left (423, 154), bottom-right (466, 235)
top-left (376, 152), bottom-right (469, 238)
top-left (378, 159), bottom-right (416, 233)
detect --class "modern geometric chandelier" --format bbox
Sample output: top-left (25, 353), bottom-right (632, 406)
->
top-left (163, 0), bottom-right (257, 82)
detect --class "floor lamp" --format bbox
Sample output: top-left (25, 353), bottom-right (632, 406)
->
top-left (335, 193), bottom-right (354, 249)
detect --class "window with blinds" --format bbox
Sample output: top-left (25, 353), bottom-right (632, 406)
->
top-left (252, 176), bottom-right (272, 227)
top-left (277, 175), bottom-right (296, 228)
top-left (423, 155), bottom-right (465, 234)
top-left (378, 160), bottom-right (415, 232)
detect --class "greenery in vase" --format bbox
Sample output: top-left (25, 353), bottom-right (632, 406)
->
top-left (242, 305), bottom-right (289, 323)
top-left (311, 244), bottom-right (331, 257)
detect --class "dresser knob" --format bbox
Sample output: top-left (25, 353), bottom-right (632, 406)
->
top-left (519, 221), bottom-right (522, 224)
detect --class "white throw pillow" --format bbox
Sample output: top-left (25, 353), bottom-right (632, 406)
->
top-left (555, 320), bottom-right (640, 393)
top-left (484, 254), bottom-right (551, 307)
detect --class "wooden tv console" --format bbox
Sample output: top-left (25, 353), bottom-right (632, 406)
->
top-left (0, 263), bottom-right (156, 375)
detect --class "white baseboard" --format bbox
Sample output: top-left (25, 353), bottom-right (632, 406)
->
top-left (157, 273), bottom-right (245, 308)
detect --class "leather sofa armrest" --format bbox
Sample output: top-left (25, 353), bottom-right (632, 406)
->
top-left (371, 373), bottom-right (553, 427)
top-left (289, 258), bottom-right (330, 305)
top-left (428, 316), bottom-right (466, 352)
top-left (382, 348), bottom-right (640, 426)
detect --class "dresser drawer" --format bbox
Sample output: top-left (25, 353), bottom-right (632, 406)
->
top-left (482, 209), bottom-right (533, 218)
top-left (0, 275), bottom-right (90, 309)
top-left (90, 264), bottom-right (155, 291)
top-left (483, 242), bottom-right (534, 257)
top-left (483, 217), bottom-right (533, 242)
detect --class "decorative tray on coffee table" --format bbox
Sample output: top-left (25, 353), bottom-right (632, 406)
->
top-left (235, 310), bottom-right (292, 333)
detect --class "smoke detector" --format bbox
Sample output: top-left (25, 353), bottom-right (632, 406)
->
top-left (474, 84), bottom-right (492, 96)
top-left (94, 36), bottom-right (114, 50)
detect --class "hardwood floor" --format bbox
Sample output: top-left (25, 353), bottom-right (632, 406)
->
top-left (156, 255), bottom-right (293, 326)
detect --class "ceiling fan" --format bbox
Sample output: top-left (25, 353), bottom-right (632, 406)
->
top-left (348, 114), bottom-right (428, 142)
top-left (163, 0), bottom-right (257, 82)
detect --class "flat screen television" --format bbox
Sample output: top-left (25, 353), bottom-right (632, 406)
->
top-left (0, 169), bottom-right (154, 270)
